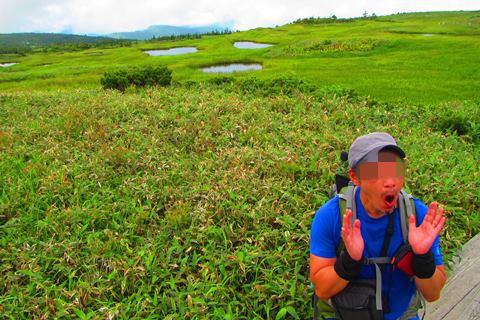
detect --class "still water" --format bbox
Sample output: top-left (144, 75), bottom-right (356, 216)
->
top-left (144, 47), bottom-right (198, 56)
top-left (201, 63), bottom-right (263, 73)
top-left (0, 63), bottom-right (18, 67)
top-left (233, 42), bottom-right (273, 49)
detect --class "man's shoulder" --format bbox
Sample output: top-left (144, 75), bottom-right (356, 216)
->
top-left (412, 196), bottom-right (427, 207)
top-left (310, 196), bottom-right (342, 258)
top-left (410, 197), bottom-right (435, 229)
top-left (312, 196), bottom-right (342, 228)
top-left (315, 195), bottom-right (341, 216)
top-left (412, 197), bottom-right (429, 218)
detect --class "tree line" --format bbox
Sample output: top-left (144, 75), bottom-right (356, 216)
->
top-left (147, 28), bottom-right (234, 42)
top-left (293, 12), bottom-right (378, 25)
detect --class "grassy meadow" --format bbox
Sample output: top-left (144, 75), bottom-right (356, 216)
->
top-left (1, 10), bottom-right (480, 319)
top-left (1, 11), bottom-right (480, 104)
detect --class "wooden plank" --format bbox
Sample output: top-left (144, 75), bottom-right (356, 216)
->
top-left (425, 233), bottom-right (480, 320)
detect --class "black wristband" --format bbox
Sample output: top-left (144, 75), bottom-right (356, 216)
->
top-left (334, 251), bottom-right (363, 281)
top-left (412, 250), bottom-right (436, 279)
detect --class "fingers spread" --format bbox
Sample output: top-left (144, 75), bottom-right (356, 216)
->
top-left (434, 217), bottom-right (446, 234)
top-left (409, 214), bottom-right (416, 229)
top-left (432, 206), bottom-right (444, 227)
top-left (343, 209), bottom-right (352, 229)
top-left (353, 219), bottom-right (362, 237)
top-left (425, 202), bottom-right (438, 223)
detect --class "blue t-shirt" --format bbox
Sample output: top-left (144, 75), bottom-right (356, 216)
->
top-left (310, 188), bottom-right (443, 320)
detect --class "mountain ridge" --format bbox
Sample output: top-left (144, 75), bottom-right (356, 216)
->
top-left (107, 23), bottom-right (234, 40)
top-left (0, 32), bottom-right (127, 47)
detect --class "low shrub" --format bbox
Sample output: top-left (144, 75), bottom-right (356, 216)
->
top-left (207, 76), bottom-right (236, 86)
top-left (101, 65), bottom-right (172, 91)
top-left (100, 69), bottom-right (130, 92)
top-left (237, 76), bottom-right (316, 96)
top-left (313, 85), bottom-right (358, 101)
top-left (199, 76), bottom-right (357, 101)
top-left (431, 102), bottom-right (480, 143)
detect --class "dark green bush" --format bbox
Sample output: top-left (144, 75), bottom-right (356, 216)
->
top-left (431, 102), bottom-right (480, 143)
top-left (237, 76), bottom-right (316, 96)
top-left (100, 70), bottom-right (130, 92)
top-left (101, 65), bottom-right (172, 91)
top-left (195, 76), bottom-right (357, 101)
top-left (207, 76), bottom-right (236, 85)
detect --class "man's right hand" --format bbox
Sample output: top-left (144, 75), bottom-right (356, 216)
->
top-left (310, 209), bottom-right (365, 299)
top-left (341, 209), bottom-right (364, 261)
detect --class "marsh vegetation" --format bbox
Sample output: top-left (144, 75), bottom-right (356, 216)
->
top-left (1, 10), bottom-right (479, 319)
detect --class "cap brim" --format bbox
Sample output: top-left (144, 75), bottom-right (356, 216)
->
top-left (380, 145), bottom-right (406, 158)
top-left (356, 145), bottom-right (406, 166)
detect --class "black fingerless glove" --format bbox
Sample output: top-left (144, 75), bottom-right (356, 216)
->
top-left (334, 251), bottom-right (363, 281)
top-left (412, 250), bottom-right (436, 279)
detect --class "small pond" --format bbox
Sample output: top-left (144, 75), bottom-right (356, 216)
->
top-left (85, 52), bottom-right (104, 56)
top-left (144, 47), bottom-right (198, 56)
top-left (234, 41), bottom-right (273, 49)
top-left (423, 34), bottom-right (435, 36)
top-left (0, 62), bottom-right (18, 68)
top-left (201, 63), bottom-right (263, 73)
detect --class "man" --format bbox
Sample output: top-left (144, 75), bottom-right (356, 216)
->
top-left (310, 132), bottom-right (446, 320)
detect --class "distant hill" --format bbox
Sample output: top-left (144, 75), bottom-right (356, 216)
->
top-left (0, 33), bottom-right (128, 47)
top-left (108, 24), bottom-right (233, 40)
top-left (0, 33), bottom-right (132, 54)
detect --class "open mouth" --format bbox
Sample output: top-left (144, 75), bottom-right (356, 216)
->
top-left (384, 194), bottom-right (396, 207)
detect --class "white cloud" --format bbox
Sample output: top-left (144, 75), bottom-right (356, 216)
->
top-left (0, 0), bottom-right (478, 34)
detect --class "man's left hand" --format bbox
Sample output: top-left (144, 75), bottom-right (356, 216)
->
top-left (408, 202), bottom-right (446, 255)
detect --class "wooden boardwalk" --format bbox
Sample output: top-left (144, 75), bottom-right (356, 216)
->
top-left (425, 233), bottom-right (480, 320)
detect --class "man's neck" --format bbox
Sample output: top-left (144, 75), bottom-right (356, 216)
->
top-left (359, 189), bottom-right (390, 219)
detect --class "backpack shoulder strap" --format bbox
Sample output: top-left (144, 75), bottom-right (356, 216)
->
top-left (337, 182), bottom-right (357, 255)
top-left (399, 189), bottom-right (417, 244)
top-left (345, 181), bottom-right (357, 220)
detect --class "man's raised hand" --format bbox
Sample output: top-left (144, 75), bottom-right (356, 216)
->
top-left (408, 202), bottom-right (446, 255)
top-left (341, 209), bottom-right (364, 261)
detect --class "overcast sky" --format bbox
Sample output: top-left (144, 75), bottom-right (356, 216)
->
top-left (1, 0), bottom-right (478, 34)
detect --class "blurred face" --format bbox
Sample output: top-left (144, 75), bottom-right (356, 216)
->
top-left (349, 151), bottom-right (405, 217)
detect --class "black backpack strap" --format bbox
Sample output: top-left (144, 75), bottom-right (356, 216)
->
top-left (312, 294), bottom-right (319, 320)
top-left (362, 208), bottom-right (396, 313)
top-left (334, 174), bottom-right (350, 194)
top-left (381, 210), bottom-right (395, 258)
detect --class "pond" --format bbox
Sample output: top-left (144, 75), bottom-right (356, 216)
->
top-left (0, 62), bottom-right (18, 68)
top-left (233, 41), bottom-right (273, 49)
top-left (144, 47), bottom-right (198, 56)
top-left (85, 52), bottom-right (104, 56)
top-left (201, 63), bottom-right (263, 73)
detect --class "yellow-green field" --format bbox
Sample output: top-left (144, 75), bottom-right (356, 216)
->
top-left (1, 11), bottom-right (480, 105)
top-left (1, 10), bottom-right (479, 319)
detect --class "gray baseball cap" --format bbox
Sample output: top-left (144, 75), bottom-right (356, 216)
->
top-left (348, 132), bottom-right (405, 169)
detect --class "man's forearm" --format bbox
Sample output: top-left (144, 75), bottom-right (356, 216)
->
top-left (311, 265), bottom-right (349, 300)
top-left (414, 266), bottom-right (446, 302)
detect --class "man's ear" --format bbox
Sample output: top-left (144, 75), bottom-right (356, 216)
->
top-left (349, 167), bottom-right (361, 186)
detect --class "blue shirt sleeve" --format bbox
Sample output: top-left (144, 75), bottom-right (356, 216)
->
top-left (413, 198), bottom-right (444, 266)
top-left (310, 196), bottom-right (342, 258)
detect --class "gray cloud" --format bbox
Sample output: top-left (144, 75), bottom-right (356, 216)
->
top-left (0, 0), bottom-right (478, 34)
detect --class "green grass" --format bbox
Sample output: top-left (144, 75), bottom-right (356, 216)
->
top-left (1, 85), bottom-right (479, 318)
top-left (1, 10), bottom-right (479, 319)
top-left (1, 11), bottom-right (480, 105)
